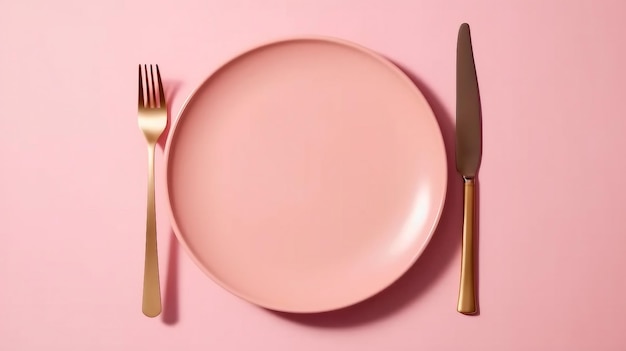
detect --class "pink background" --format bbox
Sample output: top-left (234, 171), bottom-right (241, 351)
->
top-left (1, 0), bottom-right (626, 350)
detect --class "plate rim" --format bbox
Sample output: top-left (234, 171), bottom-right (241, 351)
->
top-left (163, 35), bottom-right (448, 313)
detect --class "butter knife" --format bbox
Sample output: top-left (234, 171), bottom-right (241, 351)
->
top-left (456, 23), bottom-right (482, 315)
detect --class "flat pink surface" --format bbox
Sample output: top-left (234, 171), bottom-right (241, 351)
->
top-left (166, 38), bottom-right (447, 313)
top-left (1, 0), bottom-right (626, 350)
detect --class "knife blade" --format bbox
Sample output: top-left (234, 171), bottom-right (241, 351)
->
top-left (455, 22), bottom-right (482, 315)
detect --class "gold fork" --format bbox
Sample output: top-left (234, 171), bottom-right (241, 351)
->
top-left (138, 64), bottom-right (167, 317)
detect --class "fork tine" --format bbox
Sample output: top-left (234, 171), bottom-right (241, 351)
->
top-left (156, 65), bottom-right (165, 108)
top-left (138, 64), bottom-right (144, 108)
top-left (144, 65), bottom-right (151, 107)
top-left (150, 65), bottom-right (157, 108)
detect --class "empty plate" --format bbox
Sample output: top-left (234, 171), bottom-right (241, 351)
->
top-left (165, 37), bottom-right (447, 313)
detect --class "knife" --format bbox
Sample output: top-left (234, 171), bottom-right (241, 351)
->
top-left (456, 23), bottom-right (482, 315)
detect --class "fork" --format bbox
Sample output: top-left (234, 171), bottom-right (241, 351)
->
top-left (138, 64), bottom-right (167, 317)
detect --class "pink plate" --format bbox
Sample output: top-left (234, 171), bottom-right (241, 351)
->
top-left (165, 37), bottom-right (447, 313)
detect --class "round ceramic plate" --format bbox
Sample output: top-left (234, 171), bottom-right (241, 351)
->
top-left (165, 37), bottom-right (447, 313)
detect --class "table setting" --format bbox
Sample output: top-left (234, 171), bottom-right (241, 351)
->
top-left (2, 0), bottom-right (626, 350)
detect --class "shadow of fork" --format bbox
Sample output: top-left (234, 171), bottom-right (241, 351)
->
top-left (156, 80), bottom-right (183, 325)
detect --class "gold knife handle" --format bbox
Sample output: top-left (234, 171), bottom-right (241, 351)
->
top-left (457, 176), bottom-right (477, 314)
top-left (143, 145), bottom-right (162, 317)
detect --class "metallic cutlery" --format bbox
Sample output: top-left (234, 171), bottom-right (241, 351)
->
top-left (455, 23), bottom-right (482, 315)
top-left (138, 64), bottom-right (167, 317)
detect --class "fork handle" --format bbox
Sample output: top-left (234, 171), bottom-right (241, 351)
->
top-left (457, 177), bottom-right (477, 314)
top-left (143, 145), bottom-right (162, 317)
